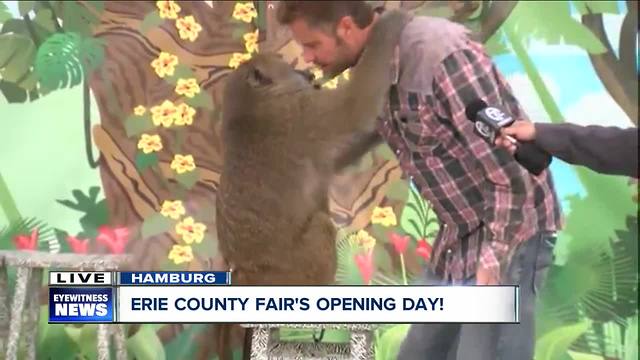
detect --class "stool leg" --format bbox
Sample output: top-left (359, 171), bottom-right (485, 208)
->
top-left (97, 324), bottom-right (111, 360)
top-left (112, 324), bottom-right (127, 360)
top-left (5, 267), bottom-right (31, 360)
top-left (249, 327), bottom-right (270, 360)
top-left (24, 268), bottom-right (43, 360)
top-left (0, 264), bottom-right (9, 354)
top-left (350, 331), bottom-right (374, 360)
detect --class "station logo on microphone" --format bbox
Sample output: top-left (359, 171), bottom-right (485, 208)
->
top-left (49, 271), bottom-right (116, 323)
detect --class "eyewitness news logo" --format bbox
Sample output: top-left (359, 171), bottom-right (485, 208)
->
top-left (49, 287), bottom-right (115, 323)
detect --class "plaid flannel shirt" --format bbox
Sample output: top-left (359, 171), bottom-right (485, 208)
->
top-left (376, 23), bottom-right (563, 283)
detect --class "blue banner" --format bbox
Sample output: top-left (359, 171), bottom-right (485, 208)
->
top-left (49, 287), bottom-right (115, 323)
top-left (117, 271), bottom-right (231, 286)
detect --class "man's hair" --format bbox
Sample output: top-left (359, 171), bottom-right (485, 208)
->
top-left (276, 1), bottom-right (375, 31)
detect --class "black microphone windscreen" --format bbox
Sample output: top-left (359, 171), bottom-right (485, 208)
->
top-left (465, 99), bottom-right (488, 121)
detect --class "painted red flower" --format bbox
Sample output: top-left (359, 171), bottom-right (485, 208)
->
top-left (96, 226), bottom-right (130, 254)
top-left (389, 232), bottom-right (410, 255)
top-left (354, 252), bottom-right (374, 284)
top-left (66, 235), bottom-right (89, 254)
top-left (14, 228), bottom-right (38, 250)
top-left (416, 239), bottom-right (432, 261)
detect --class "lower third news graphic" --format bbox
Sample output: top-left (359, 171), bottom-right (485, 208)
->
top-left (49, 287), bottom-right (115, 323)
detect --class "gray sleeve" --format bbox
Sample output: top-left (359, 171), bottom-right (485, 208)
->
top-left (534, 123), bottom-right (638, 178)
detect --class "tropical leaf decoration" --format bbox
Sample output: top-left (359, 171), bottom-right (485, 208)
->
top-left (0, 216), bottom-right (58, 253)
top-left (335, 232), bottom-right (366, 285)
top-left (34, 32), bottom-right (105, 92)
top-left (0, 2), bottom-right (12, 24)
top-left (55, 187), bottom-right (109, 240)
top-left (400, 183), bottom-right (439, 244)
top-left (0, 33), bottom-right (37, 88)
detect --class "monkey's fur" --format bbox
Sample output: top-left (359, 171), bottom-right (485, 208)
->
top-left (212, 9), bottom-right (411, 360)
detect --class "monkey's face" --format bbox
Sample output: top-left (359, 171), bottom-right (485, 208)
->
top-left (231, 53), bottom-right (315, 98)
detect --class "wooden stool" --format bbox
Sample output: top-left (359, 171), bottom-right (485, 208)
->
top-left (242, 323), bottom-right (377, 359)
top-left (0, 250), bottom-right (130, 360)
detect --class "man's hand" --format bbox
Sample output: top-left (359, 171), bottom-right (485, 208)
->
top-left (495, 120), bottom-right (537, 155)
top-left (476, 265), bottom-right (500, 285)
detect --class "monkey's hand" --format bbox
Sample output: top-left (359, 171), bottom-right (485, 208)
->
top-left (351, 9), bottom-right (412, 82)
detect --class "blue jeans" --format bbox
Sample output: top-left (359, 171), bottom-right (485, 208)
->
top-left (397, 232), bottom-right (556, 360)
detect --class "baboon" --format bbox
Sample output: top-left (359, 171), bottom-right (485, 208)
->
top-left (213, 9), bottom-right (411, 360)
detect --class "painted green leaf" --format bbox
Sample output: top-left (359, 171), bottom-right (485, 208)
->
top-left (0, 33), bottom-right (36, 84)
top-left (18, 71), bottom-right (39, 91)
top-left (135, 151), bottom-right (159, 171)
top-left (33, 8), bottom-right (56, 33)
top-left (375, 144), bottom-right (397, 161)
top-left (0, 2), bottom-right (12, 24)
top-left (232, 26), bottom-right (248, 40)
top-left (125, 114), bottom-right (155, 137)
top-left (0, 80), bottom-right (28, 103)
top-left (193, 232), bottom-right (218, 257)
top-left (563, 171), bottom-right (636, 257)
top-left (141, 212), bottom-right (175, 240)
top-left (165, 64), bottom-right (196, 85)
top-left (140, 11), bottom-right (164, 34)
top-left (484, 29), bottom-right (511, 56)
top-left (374, 324), bottom-right (410, 360)
top-left (78, 324), bottom-right (99, 360)
top-left (62, 1), bottom-right (104, 36)
top-left (176, 168), bottom-right (200, 190)
top-left (184, 92), bottom-right (214, 110)
top-left (335, 235), bottom-right (365, 285)
top-left (534, 320), bottom-right (591, 360)
top-left (164, 324), bottom-right (207, 359)
top-left (505, 1), bottom-right (606, 54)
top-left (385, 179), bottom-right (409, 201)
top-left (18, 1), bottom-right (35, 16)
top-left (126, 324), bottom-right (166, 360)
top-left (573, 0), bottom-right (619, 15)
top-left (37, 306), bottom-right (80, 360)
top-left (35, 32), bottom-right (105, 92)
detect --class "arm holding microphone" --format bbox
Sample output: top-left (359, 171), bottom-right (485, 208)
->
top-left (496, 121), bottom-right (639, 178)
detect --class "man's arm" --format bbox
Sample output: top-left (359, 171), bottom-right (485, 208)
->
top-left (534, 123), bottom-right (638, 178)
top-left (432, 42), bottom-right (531, 282)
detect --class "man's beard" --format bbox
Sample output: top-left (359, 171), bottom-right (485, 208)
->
top-left (320, 39), bottom-right (354, 79)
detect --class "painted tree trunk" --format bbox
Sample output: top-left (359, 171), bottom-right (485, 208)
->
top-left (88, 1), bottom-right (402, 272)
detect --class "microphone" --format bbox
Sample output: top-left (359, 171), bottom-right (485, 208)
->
top-left (465, 99), bottom-right (552, 176)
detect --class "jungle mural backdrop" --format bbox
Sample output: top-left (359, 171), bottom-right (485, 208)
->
top-left (0, 0), bottom-right (637, 359)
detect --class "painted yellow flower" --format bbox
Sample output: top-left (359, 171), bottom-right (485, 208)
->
top-left (322, 78), bottom-right (339, 89)
top-left (150, 100), bottom-right (177, 128)
top-left (176, 15), bottom-right (202, 42)
top-left (243, 29), bottom-right (259, 53)
top-left (174, 103), bottom-right (196, 126)
top-left (156, 0), bottom-right (181, 19)
top-left (232, 2), bottom-right (257, 23)
top-left (168, 244), bottom-right (193, 265)
top-left (137, 134), bottom-right (163, 154)
top-left (175, 78), bottom-right (200, 98)
top-left (351, 230), bottom-right (376, 252)
top-left (228, 52), bottom-right (252, 69)
top-left (175, 216), bottom-right (207, 244)
top-left (311, 68), bottom-right (323, 81)
top-left (342, 69), bottom-right (350, 80)
top-left (160, 200), bottom-right (186, 220)
top-left (171, 154), bottom-right (196, 174)
top-left (133, 105), bottom-right (146, 116)
top-left (371, 206), bottom-right (397, 227)
top-left (151, 51), bottom-right (179, 78)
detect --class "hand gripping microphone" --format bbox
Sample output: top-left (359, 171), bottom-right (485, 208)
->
top-left (464, 99), bottom-right (552, 176)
